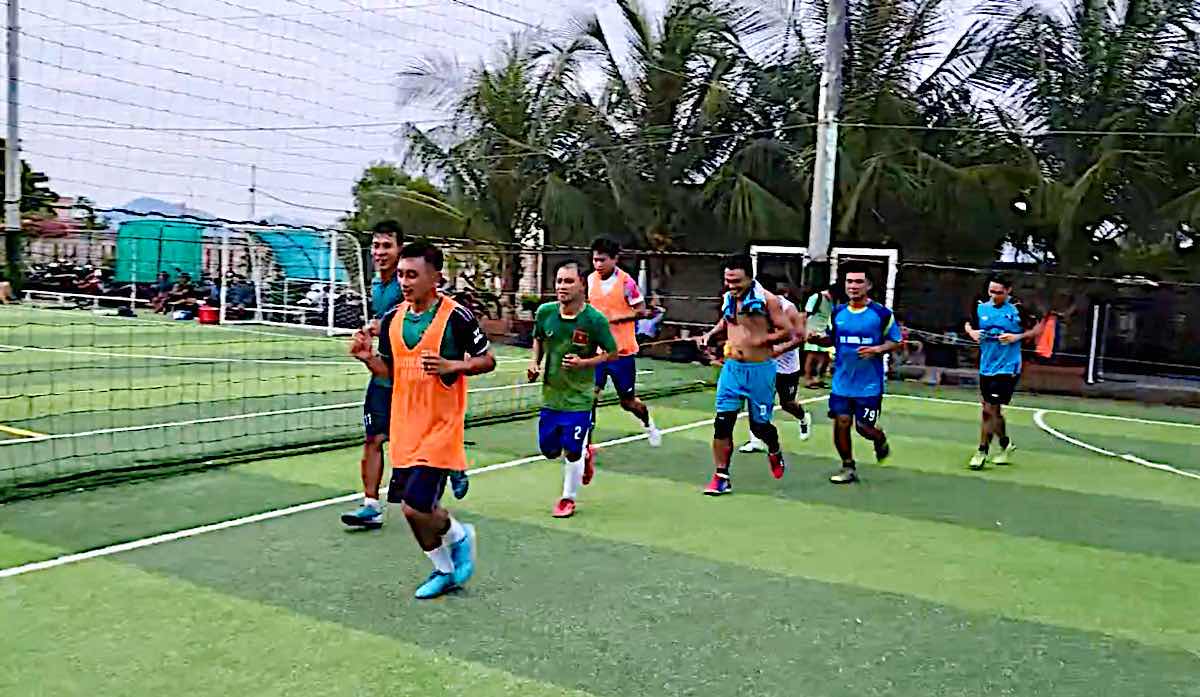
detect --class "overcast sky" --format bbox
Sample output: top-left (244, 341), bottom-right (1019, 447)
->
top-left (5, 0), bottom-right (974, 226)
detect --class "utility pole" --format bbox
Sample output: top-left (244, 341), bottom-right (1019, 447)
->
top-left (806, 0), bottom-right (846, 277)
top-left (3, 0), bottom-right (20, 273)
top-left (249, 164), bottom-right (257, 220)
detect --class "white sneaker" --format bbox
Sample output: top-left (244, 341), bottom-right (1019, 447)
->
top-left (647, 420), bottom-right (662, 447)
top-left (799, 412), bottom-right (812, 441)
top-left (739, 437), bottom-right (766, 453)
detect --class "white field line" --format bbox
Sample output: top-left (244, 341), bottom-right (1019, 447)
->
top-left (889, 393), bottom-right (1200, 430)
top-left (1033, 410), bottom-right (1200, 481)
top-left (0, 396), bottom-right (825, 579)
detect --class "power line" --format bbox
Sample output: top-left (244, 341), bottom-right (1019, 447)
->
top-left (22, 2), bottom-right (446, 29)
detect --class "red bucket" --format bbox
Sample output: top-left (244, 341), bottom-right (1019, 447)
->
top-left (197, 305), bottom-right (219, 324)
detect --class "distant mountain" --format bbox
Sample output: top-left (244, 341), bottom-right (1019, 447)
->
top-left (109, 198), bottom-right (217, 224)
top-left (261, 213), bottom-right (322, 228)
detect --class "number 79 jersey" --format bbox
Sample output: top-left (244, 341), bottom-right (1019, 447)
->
top-left (830, 301), bottom-right (902, 398)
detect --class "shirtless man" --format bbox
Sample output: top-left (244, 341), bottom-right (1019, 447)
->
top-left (696, 254), bottom-right (793, 495)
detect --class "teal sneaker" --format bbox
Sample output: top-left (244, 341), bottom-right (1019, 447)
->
top-left (340, 503), bottom-right (383, 529)
top-left (450, 523), bottom-right (477, 587)
top-left (450, 471), bottom-right (470, 499)
top-left (414, 571), bottom-right (457, 600)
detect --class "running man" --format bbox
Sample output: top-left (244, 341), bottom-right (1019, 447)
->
top-left (809, 262), bottom-right (902, 484)
top-left (964, 275), bottom-right (1043, 469)
top-left (589, 238), bottom-right (661, 450)
top-left (740, 277), bottom-right (811, 453)
top-left (342, 222), bottom-right (469, 530)
top-left (696, 255), bottom-right (791, 495)
top-left (528, 260), bottom-right (618, 519)
top-left (350, 240), bottom-right (496, 599)
top-left (803, 285), bottom-right (835, 388)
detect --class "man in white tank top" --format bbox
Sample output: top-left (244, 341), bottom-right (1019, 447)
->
top-left (740, 278), bottom-right (812, 452)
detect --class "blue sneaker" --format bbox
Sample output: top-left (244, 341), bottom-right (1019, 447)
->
top-left (703, 472), bottom-right (732, 496)
top-left (450, 471), bottom-right (469, 499)
top-left (340, 503), bottom-right (383, 529)
top-left (414, 571), bottom-right (458, 600)
top-left (450, 523), bottom-right (477, 587)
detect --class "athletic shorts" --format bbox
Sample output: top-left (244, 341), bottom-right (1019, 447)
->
top-left (716, 359), bottom-right (776, 423)
top-left (776, 371), bottom-right (801, 404)
top-left (595, 355), bottom-right (637, 398)
top-left (828, 394), bottom-right (883, 427)
top-left (386, 465), bottom-right (448, 513)
top-left (980, 374), bottom-right (1018, 406)
top-left (362, 379), bottom-right (392, 439)
top-left (538, 408), bottom-right (591, 459)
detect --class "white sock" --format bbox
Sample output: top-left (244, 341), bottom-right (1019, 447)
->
top-left (562, 455), bottom-right (584, 500)
top-left (444, 517), bottom-right (466, 545)
top-left (425, 544), bottom-right (454, 573)
top-left (363, 497), bottom-right (380, 511)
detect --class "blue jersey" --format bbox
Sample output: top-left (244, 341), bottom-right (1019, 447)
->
top-left (976, 300), bottom-right (1025, 376)
top-left (369, 273), bottom-right (403, 386)
top-left (830, 302), bottom-right (902, 398)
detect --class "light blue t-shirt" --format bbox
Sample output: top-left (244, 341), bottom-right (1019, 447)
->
top-left (976, 300), bottom-right (1024, 377)
top-left (369, 273), bottom-right (403, 386)
top-left (831, 302), bottom-right (902, 398)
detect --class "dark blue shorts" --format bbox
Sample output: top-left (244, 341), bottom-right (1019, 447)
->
top-left (595, 355), bottom-right (637, 398)
top-left (362, 379), bottom-right (391, 439)
top-left (538, 408), bottom-right (591, 459)
top-left (386, 465), bottom-right (448, 513)
top-left (828, 394), bottom-right (883, 427)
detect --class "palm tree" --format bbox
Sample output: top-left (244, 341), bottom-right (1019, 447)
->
top-left (978, 0), bottom-right (1200, 270)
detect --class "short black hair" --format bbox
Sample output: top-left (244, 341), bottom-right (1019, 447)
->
top-left (988, 274), bottom-right (1012, 288)
top-left (722, 254), bottom-right (754, 276)
top-left (399, 240), bottom-right (443, 271)
top-left (590, 238), bottom-right (621, 258)
top-left (372, 220), bottom-right (404, 241)
top-left (553, 259), bottom-right (585, 280)
top-left (840, 260), bottom-right (872, 280)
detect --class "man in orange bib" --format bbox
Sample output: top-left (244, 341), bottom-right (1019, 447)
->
top-left (588, 238), bottom-right (662, 454)
top-left (351, 240), bottom-right (496, 600)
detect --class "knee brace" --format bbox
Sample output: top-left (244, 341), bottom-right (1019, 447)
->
top-left (713, 411), bottom-right (738, 440)
top-left (748, 419), bottom-right (780, 450)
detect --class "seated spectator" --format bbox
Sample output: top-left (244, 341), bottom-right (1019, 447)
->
top-left (0, 279), bottom-right (11, 304)
top-left (151, 271), bottom-right (173, 313)
top-left (636, 292), bottom-right (667, 342)
top-left (166, 272), bottom-right (200, 315)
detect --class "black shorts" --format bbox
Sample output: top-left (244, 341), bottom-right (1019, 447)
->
top-left (386, 465), bottom-right (449, 513)
top-left (362, 380), bottom-right (391, 439)
top-left (980, 374), bottom-right (1018, 406)
top-left (776, 371), bottom-right (801, 404)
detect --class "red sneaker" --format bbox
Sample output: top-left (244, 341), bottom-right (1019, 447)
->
top-left (582, 445), bottom-right (596, 486)
top-left (703, 472), bottom-right (732, 496)
top-left (769, 452), bottom-right (786, 480)
top-left (552, 498), bottom-right (576, 518)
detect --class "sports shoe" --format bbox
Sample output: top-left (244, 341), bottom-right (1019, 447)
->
top-left (449, 523), bottom-right (477, 587)
top-left (968, 450), bottom-right (987, 470)
top-left (647, 420), bottom-right (662, 447)
top-left (340, 503), bottom-right (383, 529)
top-left (768, 451), bottom-right (786, 480)
top-left (414, 570), bottom-right (458, 600)
top-left (450, 471), bottom-right (470, 499)
top-left (703, 472), bottom-right (732, 496)
top-left (830, 466), bottom-right (858, 484)
top-left (552, 498), bottom-right (576, 518)
top-left (739, 437), bottom-right (766, 453)
top-left (874, 440), bottom-right (891, 465)
top-left (799, 412), bottom-right (812, 441)
top-left (582, 445), bottom-right (596, 486)
top-left (992, 443), bottom-right (1015, 465)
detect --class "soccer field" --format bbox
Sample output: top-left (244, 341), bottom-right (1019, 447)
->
top-left (2, 383), bottom-right (1199, 696)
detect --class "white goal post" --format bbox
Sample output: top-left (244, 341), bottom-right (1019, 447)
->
top-left (749, 244), bottom-right (899, 310)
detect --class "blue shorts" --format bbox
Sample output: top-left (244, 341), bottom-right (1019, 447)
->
top-left (385, 465), bottom-right (448, 513)
top-left (828, 394), bottom-right (883, 426)
top-left (595, 355), bottom-right (637, 398)
top-left (538, 408), bottom-right (591, 459)
top-left (715, 359), bottom-right (776, 423)
top-left (362, 379), bottom-right (392, 439)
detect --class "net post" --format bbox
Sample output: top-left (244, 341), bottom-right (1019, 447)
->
top-left (326, 229), bottom-right (338, 337)
top-left (1086, 303), bottom-right (1101, 385)
top-left (218, 226), bottom-right (230, 325)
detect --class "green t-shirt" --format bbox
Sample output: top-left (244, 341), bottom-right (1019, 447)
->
top-left (533, 302), bottom-right (617, 412)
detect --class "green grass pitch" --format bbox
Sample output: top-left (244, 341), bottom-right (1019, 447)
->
top-left (2, 306), bottom-right (1199, 695)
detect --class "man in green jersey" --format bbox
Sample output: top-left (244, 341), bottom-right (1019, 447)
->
top-left (527, 260), bottom-right (617, 519)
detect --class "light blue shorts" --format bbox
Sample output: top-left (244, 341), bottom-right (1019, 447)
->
top-left (715, 359), bottom-right (776, 423)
